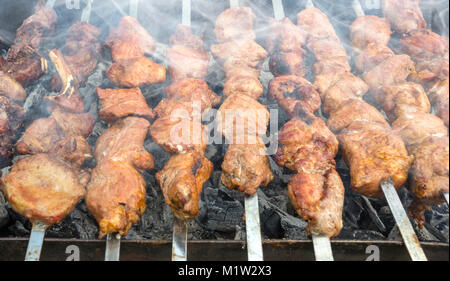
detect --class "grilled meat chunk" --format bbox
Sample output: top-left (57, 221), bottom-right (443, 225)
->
top-left (381, 82), bottom-right (430, 122)
top-left (382, 0), bottom-right (426, 34)
top-left (105, 16), bottom-right (155, 61)
top-left (1, 153), bottom-right (86, 225)
top-left (97, 87), bottom-right (154, 123)
top-left (428, 79), bottom-right (449, 126)
top-left (156, 151), bottom-right (213, 219)
top-left (288, 169), bottom-right (344, 238)
top-left (167, 25), bottom-right (210, 81)
top-left (0, 71), bottom-right (26, 102)
top-left (338, 121), bottom-right (412, 197)
top-left (297, 7), bottom-right (339, 41)
top-left (214, 7), bottom-right (256, 42)
top-left (350, 15), bottom-right (391, 50)
top-left (86, 117), bottom-right (154, 238)
top-left (0, 96), bottom-right (25, 167)
top-left (268, 75), bottom-right (321, 117)
top-left (106, 56), bottom-right (166, 88)
top-left (355, 43), bottom-right (394, 74)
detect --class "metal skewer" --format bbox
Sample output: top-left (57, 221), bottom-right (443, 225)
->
top-left (170, 0), bottom-right (191, 262)
top-left (24, 0), bottom-right (59, 262)
top-left (442, 191), bottom-right (449, 206)
top-left (285, 0), bottom-right (336, 261)
top-left (351, 0), bottom-right (427, 261)
top-left (228, 0), bottom-right (264, 261)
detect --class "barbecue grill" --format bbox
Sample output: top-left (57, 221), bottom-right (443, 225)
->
top-left (0, 0), bottom-right (448, 261)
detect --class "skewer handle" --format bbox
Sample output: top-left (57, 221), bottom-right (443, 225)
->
top-left (272, 0), bottom-right (285, 20)
top-left (381, 180), bottom-right (427, 261)
top-left (129, 0), bottom-right (139, 18)
top-left (105, 233), bottom-right (121, 261)
top-left (245, 193), bottom-right (264, 261)
top-left (172, 217), bottom-right (188, 261)
top-left (46, 0), bottom-right (56, 7)
top-left (442, 192), bottom-right (449, 206)
top-left (25, 222), bottom-right (48, 261)
top-left (352, 0), bottom-right (365, 17)
top-left (312, 234), bottom-right (334, 261)
top-left (305, 0), bottom-right (314, 8)
top-left (230, 0), bottom-right (239, 8)
top-left (80, 0), bottom-right (93, 23)
top-left (182, 0), bottom-right (191, 27)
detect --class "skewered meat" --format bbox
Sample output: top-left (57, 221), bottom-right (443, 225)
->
top-left (275, 116), bottom-right (338, 174)
top-left (382, 0), bottom-right (426, 34)
top-left (213, 7), bottom-right (273, 195)
top-left (50, 22), bottom-right (102, 91)
top-left (350, 15), bottom-right (391, 51)
top-left (0, 96), bottom-right (25, 167)
top-left (97, 87), bottom-right (154, 123)
top-left (167, 25), bottom-right (210, 81)
top-left (156, 151), bottom-right (213, 219)
top-left (16, 109), bottom-right (94, 155)
top-left (392, 112), bottom-right (448, 148)
top-left (381, 82), bottom-right (430, 122)
top-left (221, 136), bottom-right (273, 195)
top-left (297, 7), bottom-right (339, 41)
top-left (150, 115), bottom-right (208, 154)
top-left (428, 79), bottom-right (449, 126)
top-left (105, 16), bottom-right (155, 61)
top-left (216, 93), bottom-right (270, 142)
top-left (314, 71), bottom-right (368, 115)
top-left (2, 3), bottom-right (56, 86)
top-left (214, 7), bottom-right (256, 42)
top-left (86, 117), bottom-right (154, 238)
top-left (0, 71), bottom-right (26, 102)
top-left (273, 112), bottom-right (344, 238)
top-left (307, 38), bottom-right (351, 74)
top-left (355, 43), bottom-right (394, 73)
top-left (1, 153), bottom-right (87, 225)
top-left (106, 56), bottom-right (166, 88)
top-left (266, 18), bottom-right (307, 77)
top-left (268, 75), bottom-right (321, 117)
top-left (407, 136), bottom-right (449, 227)
top-left (338, 120), bottom-right (412, 197)
top-left (362, 54), bottom-right (415, 95)
top-left (105, 16), bottom-right (166, 88)
top-left (43, 89), bottom-right (86, 114)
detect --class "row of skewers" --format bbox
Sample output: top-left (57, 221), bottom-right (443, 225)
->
top-left (0, 0), bottom-right (448, 261)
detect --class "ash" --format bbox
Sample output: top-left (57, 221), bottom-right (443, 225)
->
top-left (0, 0), bottom-right (448, 243)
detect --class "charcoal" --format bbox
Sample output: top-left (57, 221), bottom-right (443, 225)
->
top-left (0, 193), bottom-right (9, 229)
top-left (338, 227), bottom-right (386, 240)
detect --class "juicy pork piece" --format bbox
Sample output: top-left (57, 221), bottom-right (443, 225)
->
top-left (268, 75), bottom-right (321, 117)
top-left (216, 93), bottom-right (270, 142)
top-left (355, 43), bottom-right (394, 73)
top-left (392, 112), bottom-right (448, 148)
top-left (97, 87), bottom-right (154, 123)
top-left (362, 54), bottom-right (415, 95)
top-left (274, 114), bottom-right (344, 238)
top-left (382, 0), bottom-right (426, 34)
top-left (407, 136), bottom-right (449, 227)
top-left (167, 25), bottom-right (210, 81)
top-left (338, 121), bottom-right (412, 197)
top-left (211, 40), bottom-right (268, 70)
top-left (50, 22), bottom-right (102, 91)
top-left (428, 79), bottom-right (449, 126)
top-left (297, 7), bottom-right (339, 42)
top-left (86, 117), bottom-right (154, 238)
top-left (306, 38), bottom-right (351, 75)
top-left (0, 71), bottom-right (26, 102)
top-left (381, 82), bottom-right (430, 122)
top-left (105, 16), bottom-right (155, 61)
top-left (106, 56), bottom-right (166, 88)
top-left (0, 96), bottom-right (26, 167)
top-left (150, 116), bottom-right (208, 154)
top-left (156, 151), bottom-right (213, 219)
top-left (3, 45), bottom-right (46, 87)
top-left (266, 18), bottom-right (307, 77)
top-left (214, 7), bottom-right (256, 42)
top-left (288, 169), bottom-right (344, 238)
top-left (274, 116), bottom-right (338, 174)
top-left (1, 153), bottom-right (87, 225)
top-left (16, 109), bottom-right (94, 155)
top-left (350, 15), bottom-right (391, 51)
top-left (221, 135), bottom-right (274, 195)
